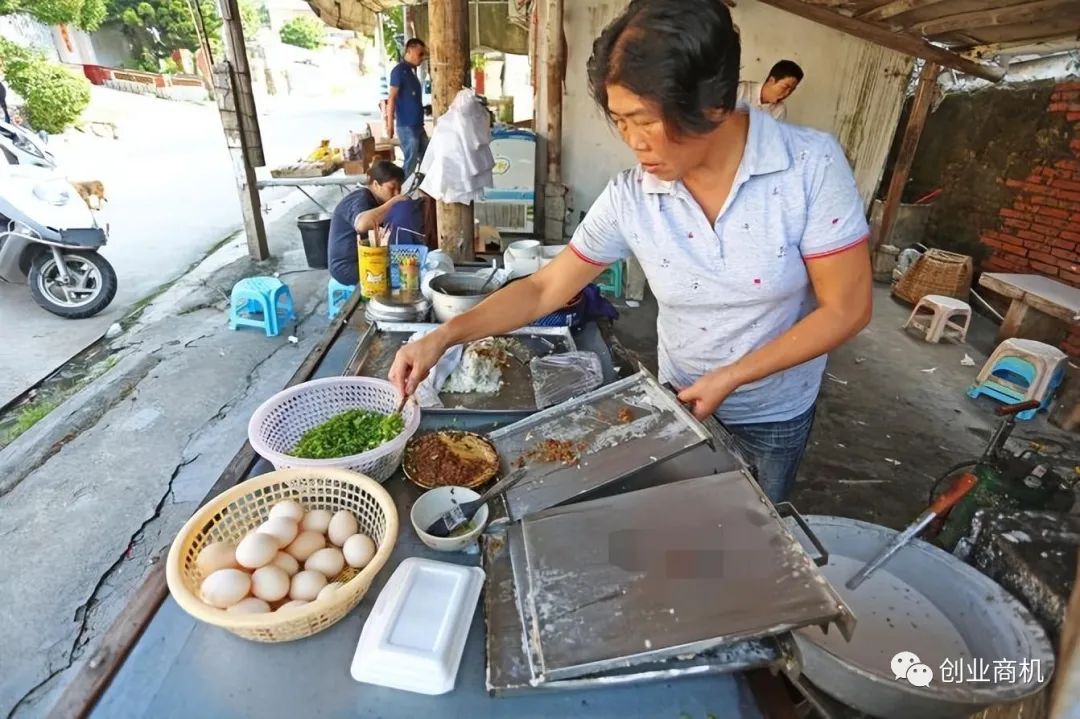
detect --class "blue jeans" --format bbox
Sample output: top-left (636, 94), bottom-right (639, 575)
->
top-left (397, 125), bottom-right (428, 177)
top-left (724, 404), bottom-right (816, 503)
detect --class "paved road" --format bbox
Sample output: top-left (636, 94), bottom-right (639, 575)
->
top-left (0, 87), bottom-right (380, 407)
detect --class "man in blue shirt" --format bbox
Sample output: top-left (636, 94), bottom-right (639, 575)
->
top-left (386, 38), bottom-right (428, 177)
top-left (327, 161), bottom-right (406, 286)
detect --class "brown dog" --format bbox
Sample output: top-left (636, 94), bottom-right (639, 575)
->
top-left (72, 180), bottom-right (107, 210)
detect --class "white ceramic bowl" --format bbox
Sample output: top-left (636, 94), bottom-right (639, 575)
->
top-left (410, 486), bottom-right (489, 552)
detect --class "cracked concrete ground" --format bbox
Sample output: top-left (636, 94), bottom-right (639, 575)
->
top-left (0, 190), bottom-right (341, 718)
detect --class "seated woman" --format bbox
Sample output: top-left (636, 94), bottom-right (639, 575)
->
top-left (327, 160), bottom-right (407, 286)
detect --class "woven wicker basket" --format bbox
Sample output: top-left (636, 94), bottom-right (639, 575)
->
top-left (892, 248), bottom-right (973, 304)
top-left (166, 468), bottom-right (398, 642)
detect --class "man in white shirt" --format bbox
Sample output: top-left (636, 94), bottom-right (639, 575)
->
top-left (737, 60), bottom-right (804, 121)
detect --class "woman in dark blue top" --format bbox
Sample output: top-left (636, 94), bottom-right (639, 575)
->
top-left (327, 161), bottom-right (406, 285)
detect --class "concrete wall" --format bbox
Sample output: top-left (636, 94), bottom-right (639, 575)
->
top-left (559, 0), bottom-right (912, 235)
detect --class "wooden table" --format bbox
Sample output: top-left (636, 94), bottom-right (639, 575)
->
top-left (978, 272), bottom-right (1080, 344)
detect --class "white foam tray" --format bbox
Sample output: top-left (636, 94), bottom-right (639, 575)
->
top-left (350, 557), bottom-right (485, 695)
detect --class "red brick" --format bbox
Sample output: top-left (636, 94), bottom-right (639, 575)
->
top-left (997, 232), bottom-right (1026, 248)
top-left (1035, 206), bottom-right (1070, 219)
top-left (1003, 217), bottom-right (1031, 230)
top-left (1052, 248), bottom-right (1079, 262)
top-left (1004, 178), bottom-right (1024, 189)
top-left (1061, 268), bottom-right (1080, 285)
top-left (1069, 113), bottom-right (1080, 122)
top-left (1056, 81), bottom-right (1080, 92)
top-left (1024, 174), bottom-right (1045, 184)
top-left (1051, 177), bottom-right (1080, 192)
top-left (1032, 196), bottom-right (1062, 208)
top-left (1071, 138), bottom-right (1080, 153)
top-left (1018, 230), bottom-right (1048, 243)
top-left (1030, 261), bottom-right (1059, 275)
top-left (1061, 230), bottom-right (1080, 243)
top-left (1058, 189), bottom-right (1080, 202)
top-left (1050, 102), bottom-right (1069, 113)
top-left (1032, 222), bottom-right (1061, 236)
top-left (1029, 250), bottom-right (1055, 263)
top-left (1056, 160), bottom-right (1080, 171)
top-left (999, 207), bottom-right (1031, 220)
top-left (1052, 238), bottom-right (1077, 250)
top-left (1040, 168), bottom-right (1073, 180)
top-left (1070, 213), bottom-right (1080, 223)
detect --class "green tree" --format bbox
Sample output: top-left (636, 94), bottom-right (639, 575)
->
top-left (107, 0), bottom-right (222, 64)
top-left (279, 15), bottom-right (324, 50)
top-left (380, 6), bottom-right (403, 63)
top-left (0, 0), bottom-right (106, 30)
top-left (239, 0), bottom-right (261, 40)
top-left (0, 39), bottom-right (91, 133)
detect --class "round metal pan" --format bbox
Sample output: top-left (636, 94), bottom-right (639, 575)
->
top-left (402, 430), bottom-right (499, 489)
top-left (792, 515), bottom-right (1054, 719)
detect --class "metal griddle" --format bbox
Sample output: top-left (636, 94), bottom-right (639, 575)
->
top-left (346, 322), bottom-right (575, 413)
top-left (509, 472), bottom-right (854, 684)
top-left (487, 371), bottom-right (713, 521)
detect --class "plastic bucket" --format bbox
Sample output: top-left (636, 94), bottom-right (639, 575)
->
top-left (297, 213), bottom-right (331, 269)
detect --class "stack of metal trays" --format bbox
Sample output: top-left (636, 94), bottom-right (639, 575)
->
top-left (485, 470), bottom-right (856, 692)
top-left (364, 289), bottom-right (431, 323)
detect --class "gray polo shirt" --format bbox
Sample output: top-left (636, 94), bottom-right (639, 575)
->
top-left (569, 108), bottom-right (868, 425)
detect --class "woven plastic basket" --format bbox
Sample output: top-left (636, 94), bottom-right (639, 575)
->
top-left (892, 248), bottom-right (973, 305)
top-left (166, 467), bottom-right (398, 642)
top-left (248, 377), bottom-right (420, 482)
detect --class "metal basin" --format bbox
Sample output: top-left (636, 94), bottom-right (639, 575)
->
top-left (428, 272), bottom-right (495, 322)
top-left (793, 515), bottom-right (1054, 719)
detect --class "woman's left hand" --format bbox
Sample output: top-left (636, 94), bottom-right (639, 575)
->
top-left (677, 366), bottom-right (745, 420)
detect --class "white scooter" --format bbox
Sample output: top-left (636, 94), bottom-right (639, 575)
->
top-left (0, 122), bottom-right (116, 318)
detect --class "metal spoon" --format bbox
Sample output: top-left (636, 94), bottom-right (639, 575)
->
top-left (478, 261), bottom-right (499, 293)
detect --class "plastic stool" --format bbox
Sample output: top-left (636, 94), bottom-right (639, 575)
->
top-left (328, 277), bottom-right (356, 320)
top-left (228, 277), bottom-right (296, 337)
top-left (903, 294), bottom-right (971, 343)
top-left (967, 338), bottom-right (1068, 419)
top-left (595, 260), bottom-right (624, 298)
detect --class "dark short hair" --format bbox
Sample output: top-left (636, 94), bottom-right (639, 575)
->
top-left (587, 0), bottom-right (740, 136)
top-left (369, 160), bottom-right (405, 185)
top-left (768, 60), bottom-right (804, 83)
top-left (405, 38), bottom-right (425, 51)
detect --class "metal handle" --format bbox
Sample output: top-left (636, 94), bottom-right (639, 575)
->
top-left (996, 399), bottom-right (1040, 416)
top-left (776, 502), bottom-right (829, 566)
top-left (477, 467), bottom-right (529, 504)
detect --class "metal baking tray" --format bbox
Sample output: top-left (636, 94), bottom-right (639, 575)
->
top-left (511, 472), bottom-right (855, 684)
top-left (487, 370), bottom-right (713, 521)
top-left (346, 322), bottom-right (575, 414)
top-left (481, 523), bottom-right (789, 695)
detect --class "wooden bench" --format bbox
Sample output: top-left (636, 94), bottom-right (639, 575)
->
top-left (979, 272), bottom-right (1080, 345)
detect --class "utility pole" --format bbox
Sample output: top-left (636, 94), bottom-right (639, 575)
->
top-left (215, 0), bottom-right (269, 260)
top-left (428, 0), bottom-right (475, 262)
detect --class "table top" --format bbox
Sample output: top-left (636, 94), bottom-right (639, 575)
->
top-left (256, 171), bottom-right (368, 189)
top-left (89, 321), bottom-right (763, 719)
top-left (980, 272), bottom-right (1080, 320)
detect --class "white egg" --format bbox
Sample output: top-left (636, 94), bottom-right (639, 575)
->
top-left (269, 499), bottom-right (305, 522)
top-left (235, 531), bottom-right (279, 569)
top-left (277, 599), bottom-right (309, 612)
top-left (317, 581), bottom-right (344, 601)
top-left (196, 541), bottom-right (238, 575)
top-left (290, 570), bottom-right (327, 601)
top-left (301, 509), bottom-right (333, 534)
top-left (257, 518), bottom-right (298, 547)
top-left (270, 551), bottom-right (300, 576)
top-left (251, 565), bottom-right (290, 602)
top-left (327, 510), bottom-right (359, 546)
top-left (343, 534), bottom-right (377, 569)
top-left (305, 547), bottom-right (345, 578)
top-left (285, 530), bottom-right (326, 562)
top-left (227, 597), bottom-right (270, 614)
top-left (200, 568), bottom-right (251, 609)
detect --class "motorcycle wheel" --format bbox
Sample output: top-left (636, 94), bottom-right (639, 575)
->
top-left (29, 250), bottom-right (118, 319)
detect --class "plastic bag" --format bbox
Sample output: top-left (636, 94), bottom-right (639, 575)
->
top-left (530, 351), bottom-right (604, 409)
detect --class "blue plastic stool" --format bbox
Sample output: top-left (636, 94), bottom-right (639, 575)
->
top-left (327, 277), bottom-right (356, 320)
top-left (228, 277), bottom-right (296, 337)
top-left (595, 260), bottom-right (624, 298)
top-left (967, 356), bottom-right (1040, 420)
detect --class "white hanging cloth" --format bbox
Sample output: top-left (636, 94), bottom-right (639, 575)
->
top-left (420, 89), bottom-right (495, 204)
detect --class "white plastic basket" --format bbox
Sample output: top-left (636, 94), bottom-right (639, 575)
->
top-left (248, 377), bottom-right (420, 482)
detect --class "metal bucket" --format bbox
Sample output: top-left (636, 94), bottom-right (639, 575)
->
top-left (428, 272), bottom-right (495, 323)
top-left (792, 515), bottom-right (1054, 719)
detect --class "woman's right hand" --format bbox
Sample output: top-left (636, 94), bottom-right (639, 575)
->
top-left (388, 331), bottom-right (449, 396)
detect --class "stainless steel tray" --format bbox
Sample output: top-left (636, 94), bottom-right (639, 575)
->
top-left (511, 472), bottom-right (855, 684)
top-left (487, 370), bottom-right (713, 521)
top-left (347, 322), bottom-right (576, 413)
top-left (481, 523), bottom-right (788, 695)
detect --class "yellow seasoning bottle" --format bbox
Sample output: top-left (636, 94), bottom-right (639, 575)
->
top-left (400, 256), bottom-right (420, 291)
top-left (358, 230), bottom-right (389, 299)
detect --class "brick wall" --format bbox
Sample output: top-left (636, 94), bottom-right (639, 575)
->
top-left (976, 80), bottom-right (1080, 358)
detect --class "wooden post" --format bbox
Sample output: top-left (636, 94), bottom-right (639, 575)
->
top-left (538, 0), bottom-right (566, 242)
top-left (874, 62), bottom-right (939, 252)
top-left (215, 0), bottom-right (269, 261)
top-left (428, 0), bottom-right (475, 261)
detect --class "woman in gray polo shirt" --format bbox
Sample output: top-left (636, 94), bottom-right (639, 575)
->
top-left (389, 0), bottom-right (872, 502)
